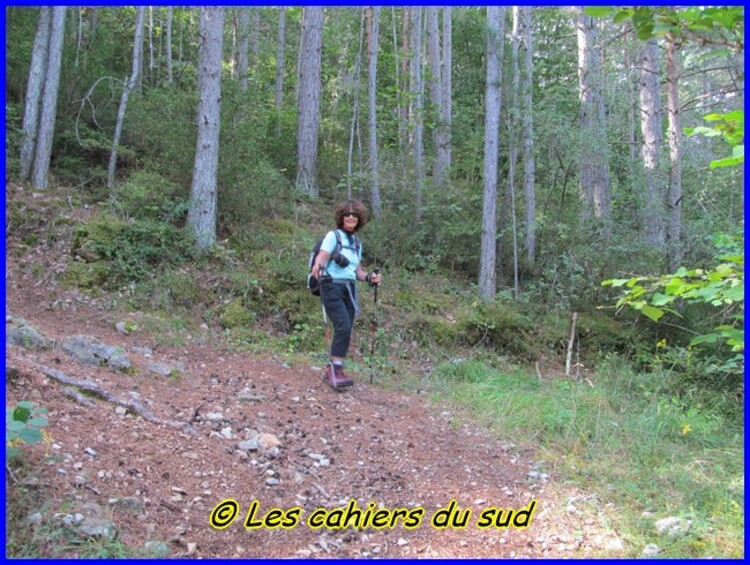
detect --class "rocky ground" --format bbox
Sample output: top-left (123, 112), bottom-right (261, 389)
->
top-left (5, 191), bottom-right (628, 558)
top-left (6, 287), bottom-right (632, 559)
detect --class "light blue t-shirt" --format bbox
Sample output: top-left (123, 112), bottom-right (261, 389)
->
top-left (320, 229), bottom-right (361, 280)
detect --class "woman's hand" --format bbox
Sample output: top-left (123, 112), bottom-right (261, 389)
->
top-left (367, 270), bottom-right (382, 286)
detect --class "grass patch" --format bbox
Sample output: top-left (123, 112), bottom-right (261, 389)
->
top-left (430, 356), bottom-right (744, 558)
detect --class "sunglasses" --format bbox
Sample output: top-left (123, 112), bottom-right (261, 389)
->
top-left (343, 212), bottom-right (359, 219)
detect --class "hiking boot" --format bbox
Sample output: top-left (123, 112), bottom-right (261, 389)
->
top-left (333, 363), bottom-right (354, 388)
top-left (322, 362), bottom-right (353, 390)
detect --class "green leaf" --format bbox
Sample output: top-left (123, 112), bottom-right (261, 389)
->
top-left (613, 10), bottom-right (633, 24)
top-left (607, 278), bottom-right (632, 287)
top-left (18, 427), bottom-right (42, 445)
top-left (7, 420), bottom-right (25, 433)
top-left (584, 7), bottom-right (615, 18)
top-left (651, 293), bottom-right (674, 306)
top-left (710, 156), bottom-right (744, 169)
top-left (690, 333), bottom-right (720, 345)
top-left (636, 23), bottom-right (655, 40)
top-left (640, 304), bottom-right (665, 322)
top-left (723, 284), bottom-right (744, 302)
top-left (686, 125), bottom-right (722, 137)
top-left (27, 416), bottom-right (48, 428)
top-left (12, 406), bottom-right (31, 424)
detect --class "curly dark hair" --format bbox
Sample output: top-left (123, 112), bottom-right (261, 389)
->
top-left (334, 200), bottom-right (368, 231)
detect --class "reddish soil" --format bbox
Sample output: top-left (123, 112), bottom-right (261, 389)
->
top-left (5, 189), bottom-right (618, 558)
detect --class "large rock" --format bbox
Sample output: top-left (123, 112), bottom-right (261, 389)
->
top-left (6, 318), bottom-right (50, 350)
top-left (61, 335), bottom-right (132, 372)
top-left (655, 516), bottom-right (693, 538)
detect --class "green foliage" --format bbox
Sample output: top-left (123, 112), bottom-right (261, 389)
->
top-left (603, 236), bottom-right (744, 353)
top-left (685, 110), bottom-right (744, 169)
top-left (219, 299), bottom-right (255, 329)
top-left (108, 170), bottom-right (189, 222)
top-left (6, 401), bottom-right (48, 460)
top-left (137, 269), bottom-right (209, 313)
top-left (585, 6), bottom-right (744, 45)
top-left (69, 214), bottom-right (194, 289)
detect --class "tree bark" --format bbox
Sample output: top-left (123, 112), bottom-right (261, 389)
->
top-left (478, 7), bottom-right (505, 301)
top-left (166, 7), bottom-right (173, 85)
top-left (399, 8), bottom-right (410, 147)
top-left (275, 8), bottom-right (286, 110)
top-left (368, 7), bottom-right (382, 219)
top-left (521, 7), bottom-right (536, 265)
top-left (295, 7), bottom-right (324, 198)
top-left (638, 39), bottom-right (665, 247)
top-left (410, 7), bottom-right (424, 225)
top-left (238, 8), bottom-right (250, 90)
top-left (576, 9), bottom-right (611, 223)
top-left (507, 8), bottom-right (521, 297)
top-left (438, 7), bottom-right (452, 187)
top-left (426, 8), bottom-right (443, 185)
top-left (665, 33), bottom-right (683, 270)
top-left (20, 7), bottom-right (52, 181)
top-left (187, 7), bottom-right (224, 252)
top-left (31, 6), bottom-right (67, 190)
top-left (250, 9), bottom-right (261, 66)
top-left (347, 9), bottom-right (365, 200)
top-left (107, 6), bottom-right (145, 189)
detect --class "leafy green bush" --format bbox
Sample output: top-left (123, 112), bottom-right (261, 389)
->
top-left (69, 214), bottom-right (194, 289)
top-left (6, 401), bottom-right (48, 460)
top-left (108, 170), bottom-right (188, 222)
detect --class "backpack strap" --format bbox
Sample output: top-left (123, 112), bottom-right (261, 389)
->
top-left (337, 229), bottom-right (361, 258)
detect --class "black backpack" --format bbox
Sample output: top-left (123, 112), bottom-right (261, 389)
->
top-left (307, 230), bottom-right (360, 296)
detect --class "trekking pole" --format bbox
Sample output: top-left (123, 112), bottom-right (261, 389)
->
top-left (369, 268), bottom-right (380, 384)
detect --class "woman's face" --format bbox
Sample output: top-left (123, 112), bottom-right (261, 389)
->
top-left (342, 210), bottom-right (359, 232)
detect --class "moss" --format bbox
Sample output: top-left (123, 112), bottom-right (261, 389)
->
top-left (219, 300), bottom-right (255, 329)
top-left (62, 261), bottom-right (111, 288)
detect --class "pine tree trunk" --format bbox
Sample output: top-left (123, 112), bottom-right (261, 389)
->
top-left (623, 23), bottom-right (637, 162)
top-left (148, 7), bottom-right (154, 85)
top-left (521, 7), bottom-right (536, 265)
top-left (166, 7), bottom-right (173, 85)
top-left (400, 8), bottom-right (410, 147)
top-left (426, 8), bottom-right (442, 186)
top-left (665, 34), bottom-right (683, 270)
top-left (438, 7), bottom-right (452, 186)
top-left (368, 7), bottom-right (382, 219)
top-left (275, 8), bottom-right (286, 110)
top-left (238, 8), bottom-right (250, 90)
top-left (347, 9), bottom-right (365, 200)
top-left (638, 39), bottom-right (665, 247)
top-left (478, 7), bottom-right (505, 300)
top-left (187, 7), bottom-right (224, 252)
top-left (410, 7), bottom-right (424, 225)
top-left (576, 9), bottom-right (611, 222)
top-left (107, 6), bottom-right (145, 189)
top-left (295, 7), bottom-right (324, 198)
top-left (250, 9), bottom-right (260, 66)
top-left (508, 7), bottom-right (521, 297)
top-left (31, 6), bottom-right (67, 190)
top-left (20, 7), bottom-right (52, 181)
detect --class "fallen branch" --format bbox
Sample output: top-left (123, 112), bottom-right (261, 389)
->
top-left (9, 361), bottom-right (197, 436)
top-left (63, 387), bottom-right (97, 408)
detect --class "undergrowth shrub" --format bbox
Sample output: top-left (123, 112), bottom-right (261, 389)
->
top-left (108, 170), bottom-right (188, 222)
top-left (68, 214), bottom-right (193, 289)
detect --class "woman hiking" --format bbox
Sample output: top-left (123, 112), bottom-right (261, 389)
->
top-left (310, 200), bottom-right (382, 389)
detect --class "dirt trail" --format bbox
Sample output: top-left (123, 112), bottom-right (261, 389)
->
top-left (4, 198), bottom-right (618, 558)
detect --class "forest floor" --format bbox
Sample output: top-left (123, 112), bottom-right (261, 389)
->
top-left (5, 190), bottom-right (626, 558)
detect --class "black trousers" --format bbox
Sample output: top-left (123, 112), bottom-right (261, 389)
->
top-left (320, 279), bottom-right (357, 359)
